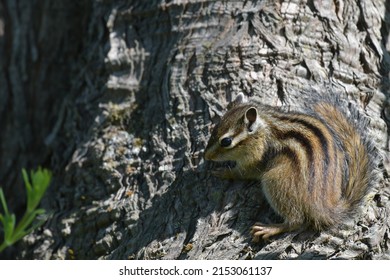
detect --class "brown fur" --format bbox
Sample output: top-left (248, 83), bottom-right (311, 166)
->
top-left (205, 93), bottom-right (375, 241)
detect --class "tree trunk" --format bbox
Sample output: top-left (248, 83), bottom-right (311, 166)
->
top-left (1, 0), bottom-right (389, 259)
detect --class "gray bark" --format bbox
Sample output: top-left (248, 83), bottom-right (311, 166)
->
top-left (1, 0), bottom-right (389, 259)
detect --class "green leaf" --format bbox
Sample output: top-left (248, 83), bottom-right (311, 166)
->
top-left (0, 168), bottom-right (52, 253)
top-left (0, 188), bottom-right (10, 216)
top-left (2, 213), bottom-right (16, 244)
top-left (23, 167), bottom-right (52, 212)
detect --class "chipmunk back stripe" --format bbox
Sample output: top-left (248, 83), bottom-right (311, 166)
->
top-left (277, 115), bottom-right (330, 166)
top-left (259, 146), bottom-right (300, 173)
top-left (275, 114), bottom-right (338, 196)
top-left (275, 129), bottom-right (315, 192)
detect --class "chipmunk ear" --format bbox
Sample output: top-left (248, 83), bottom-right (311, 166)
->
top-left (228, 92), bottom-right (248, 109)
top-left (234, 92), bottom-right (248, 104)
top-left (245, 107), bottom-right (263, 133)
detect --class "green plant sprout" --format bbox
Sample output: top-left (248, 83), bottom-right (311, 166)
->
top-left (0, 167), bottom-right (52, 253)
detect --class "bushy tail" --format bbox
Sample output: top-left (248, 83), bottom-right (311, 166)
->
top-left (313, 101), bottom-right (376, 210)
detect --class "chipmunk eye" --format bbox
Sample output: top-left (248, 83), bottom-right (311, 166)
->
top-left (220, 137), bottom-right (232, 147)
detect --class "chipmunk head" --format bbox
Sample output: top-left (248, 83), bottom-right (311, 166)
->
top-left (205, 93), bottom-right (266, 163)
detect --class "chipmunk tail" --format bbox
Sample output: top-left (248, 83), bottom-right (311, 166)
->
top-left (312, 94), bottom-right (378, 212)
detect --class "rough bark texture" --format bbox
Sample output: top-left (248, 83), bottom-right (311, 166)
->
top-left (1, 0), bottom-right (390, 259)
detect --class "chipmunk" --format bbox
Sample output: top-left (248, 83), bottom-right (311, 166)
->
top-left (204, 92), bottom-right (376, 242)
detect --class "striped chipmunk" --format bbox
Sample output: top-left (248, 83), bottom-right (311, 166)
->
top-left (204, 92), bottom-right (376, 242)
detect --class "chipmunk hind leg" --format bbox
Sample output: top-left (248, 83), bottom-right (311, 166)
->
top-left (250, 222), bottom-right (301, 242)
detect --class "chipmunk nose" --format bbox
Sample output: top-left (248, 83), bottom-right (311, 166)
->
top-left (204, 144), bottom-right (215, 160)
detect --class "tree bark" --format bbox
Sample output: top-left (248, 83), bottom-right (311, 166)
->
top-left (1, 0), bottom-right (389, 259)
